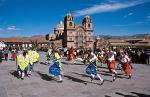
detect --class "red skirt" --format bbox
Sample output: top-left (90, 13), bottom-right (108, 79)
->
top-left (122, 63), bottom-right (131, 76)
top-left (11, 53), bottom-right (16, 60)
top-left (107, 60), bottom-right (116, 70)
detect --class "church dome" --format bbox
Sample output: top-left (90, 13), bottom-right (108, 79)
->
top-left (55, 21), bottom-right (64, 30)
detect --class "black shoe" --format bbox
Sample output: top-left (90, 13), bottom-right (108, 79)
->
top-left (21, 78), bottom-right (24, 80)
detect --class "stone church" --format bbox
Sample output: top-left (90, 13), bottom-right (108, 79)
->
top-left (46, 13), bottom-right (93, 49)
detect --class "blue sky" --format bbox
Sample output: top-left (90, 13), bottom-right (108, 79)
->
top-left (0, 0), bottom-right (150, 37)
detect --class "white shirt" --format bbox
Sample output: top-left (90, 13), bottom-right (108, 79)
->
top-left (108, 51), bottom-right (115, 61)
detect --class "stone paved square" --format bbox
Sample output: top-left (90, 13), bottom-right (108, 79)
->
top-left (0, 52), bottom-right (150, 97)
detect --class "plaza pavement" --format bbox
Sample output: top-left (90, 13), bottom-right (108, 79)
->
top-left (0, 52), bottom-right (150, 97)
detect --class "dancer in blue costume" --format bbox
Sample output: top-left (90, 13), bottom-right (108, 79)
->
top-left (86, 52), bottom-right (104, 85)
top-left (49, 49), bottom-right (63, 83)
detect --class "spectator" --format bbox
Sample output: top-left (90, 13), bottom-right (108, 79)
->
top-left (3, 47), bottom-right (9, 61)
top-left (0, 49), bottom-right (3, 63)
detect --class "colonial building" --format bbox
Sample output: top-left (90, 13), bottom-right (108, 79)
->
top-left (0, 36), bottom-right (49, 49)
top-left (46, 13), bottom-right (93, 49)
top-left (95, 34), bottom-right (150, 49)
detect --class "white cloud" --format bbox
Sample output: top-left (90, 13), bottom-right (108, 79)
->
top-left (146, 13), bottom-right (150, 21)
top-left (147, 14), bottom-right (150, 19)
top-left (112, 22), bottom-right (145, 27)
top-left (147, 16), bottom-right (150, 18)
top-left (124, 12), bottom-right (133, 18)
top-left (107, 0), bottom-right (118, 3)
top-left (73, 0), bottom-right (150, 16)
top-left (0, 28), bottom-right (2, 31)
top-left (7, 26), bottom-right (21, 31)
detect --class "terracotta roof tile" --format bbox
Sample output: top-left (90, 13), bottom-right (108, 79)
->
top-left (0, 36), bottom-right (49, 43)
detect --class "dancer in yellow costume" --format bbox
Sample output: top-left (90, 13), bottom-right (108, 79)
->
top-left (28, 49), bottom-right (40, 74)
top-left (17, 50), bottom-right (29, 80)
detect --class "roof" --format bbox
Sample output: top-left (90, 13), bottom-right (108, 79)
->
top-left (109, 39), bottom-right (125, 43)
top-left (0, 36), bottom-right (49, 43)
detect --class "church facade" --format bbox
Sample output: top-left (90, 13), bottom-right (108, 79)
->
top-left (46, 13), bottom-right (94, 49)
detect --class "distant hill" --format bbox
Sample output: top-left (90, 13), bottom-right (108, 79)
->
top-left (95, 34), bottom-right (149, 39)
top-left (0, 34), bottom-right (149, 39)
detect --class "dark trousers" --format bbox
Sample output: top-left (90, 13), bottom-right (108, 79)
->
top-left (4, 54), bottom-right (8, 61)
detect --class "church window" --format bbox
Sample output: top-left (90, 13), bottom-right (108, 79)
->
top-left (69, 22), bottom-right (72, 26)
top-left (88, 24), bottom-right (91, 28)
top-left (69, 37), bottom-right (72, 41)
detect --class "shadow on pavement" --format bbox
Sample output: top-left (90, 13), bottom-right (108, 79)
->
top-left (71, 72), bottom-right (91, 78)
top-left (131, 92), bottom-right (150, 97)
top-left (9, 70), bottom-right (19, 78)
top-left (72, 72), bottom-right (113, 82)
top-left (104, 95), bottom-right (111, 97)
top-left (100, 72), bottom-right (126, 79)
top-left (64, 75), bottom-right (102, 86)
top-left (36, 71), bottom-right (54, 81)
top-left (39, 62), bottom-right (49, 65)
top-left (61, 61), bottom-right (84, 65)
top-left (116, 92), bottom-right (150, 97)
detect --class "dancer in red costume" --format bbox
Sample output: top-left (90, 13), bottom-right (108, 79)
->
top-left (120, 51), bottom-right (132, 79)
top-left (67, 47), bottom-right (74, 61)
top-left (107, 48), bottom-right (117, 81)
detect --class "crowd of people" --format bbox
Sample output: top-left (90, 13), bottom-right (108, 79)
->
top-left (0, 46), bottom-right (150, 84)
top-left (46, 47), bottom-right (134, 83)
top-left (0, 47), bottom-right (40, 80)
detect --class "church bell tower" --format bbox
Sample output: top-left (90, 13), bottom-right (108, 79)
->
top-left (63, 13), bottom-right (76, 48)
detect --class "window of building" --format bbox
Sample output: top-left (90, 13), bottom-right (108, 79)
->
top-left (88, 24), bottom-right (91, 28)
top-left (69, 22), bottom-right (72, 26)
top-left (69, 37), bottom-right (72, 41)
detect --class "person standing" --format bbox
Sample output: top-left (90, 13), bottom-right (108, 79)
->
top-left (0, 49), bottom-right (3, 63)
top-left (11, 49), bottom-right (17, 61)
top-left (3, 47), bottom-right (9, 61)
top-left (146, 50), bottom-right (150, 65)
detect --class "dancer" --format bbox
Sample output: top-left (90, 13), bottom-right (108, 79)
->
top-left (107, 48), bottom-right (117, 82)
top-left (49, 49), bottom-right (63, 83)
top-left (98, 48), bottom-right (105, 66)
top-left (46, 48), bottom-right (53, 64)
top-left (17, 50), bottom-right (29, 80)
top-left (120, 51), bottom-right (132, 79)
top-left (28, 49), bottom-right (39, 75)
top-left (86, 51), bottom-right (104, 85)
